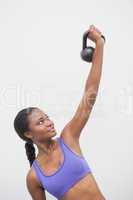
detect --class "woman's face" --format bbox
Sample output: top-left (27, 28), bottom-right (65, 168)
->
top-left (27, 109), bottom-right (56, 143)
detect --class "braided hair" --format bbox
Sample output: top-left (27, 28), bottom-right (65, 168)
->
top-left (13, 107), bottom-right (38, 167)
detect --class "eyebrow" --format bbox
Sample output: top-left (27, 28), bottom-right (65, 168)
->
top-left (37, 115), bottom-right (48, 121)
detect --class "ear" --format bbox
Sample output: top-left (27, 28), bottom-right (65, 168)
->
top-left (24, 131), bottom-right (33, 140)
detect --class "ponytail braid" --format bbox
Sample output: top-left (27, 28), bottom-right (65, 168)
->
top-left (25, 140), bottom-right (36, 167)
top-left (13, 107), bottom-right (39, 167)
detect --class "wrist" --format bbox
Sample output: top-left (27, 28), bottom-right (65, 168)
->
top-left (95, 37), bottom-right (105, 46)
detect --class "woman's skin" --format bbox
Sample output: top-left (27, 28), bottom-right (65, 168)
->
top-left (25, 25), bottom-right (106, 200)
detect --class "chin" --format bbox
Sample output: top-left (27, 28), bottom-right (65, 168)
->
top-left (53, 131), bottom-right (57, 136)
top-left (53, 132), bottom-right (57, 139)
top-left (49, 130), bottom-right (57, 136)
top-left (47, 128), bottom-right (57, 138)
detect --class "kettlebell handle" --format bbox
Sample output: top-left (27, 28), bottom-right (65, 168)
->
top-left (82, 30), bottom-right (106, 49)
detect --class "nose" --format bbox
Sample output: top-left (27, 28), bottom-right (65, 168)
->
top-left (46, 119), bottom-right (54, 128)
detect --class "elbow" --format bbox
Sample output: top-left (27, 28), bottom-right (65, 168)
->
top-left (83, 89), bottom-right (98, 109)
top-left (85, 84), bottom-right (99, 97)
top-left (85, 79), bottom-right (100, 93)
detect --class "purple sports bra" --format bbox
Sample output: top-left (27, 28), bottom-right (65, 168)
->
top-left (31, 137), bottom-right (92, 199)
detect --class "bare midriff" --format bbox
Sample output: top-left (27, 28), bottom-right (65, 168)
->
top-left (59, 173), bottom-right (106, 200)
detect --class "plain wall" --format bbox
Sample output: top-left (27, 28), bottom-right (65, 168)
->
top-left (0, 0), bottom-right (133, 199)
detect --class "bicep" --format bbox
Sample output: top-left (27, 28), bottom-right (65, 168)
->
top-left (61, 87), bottom-right (97, 139)
top-left (26, 172), bottom-right (46, 200)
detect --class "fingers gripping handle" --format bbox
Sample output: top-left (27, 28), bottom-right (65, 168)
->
top-left (82, 30), bottom-right (106, 49)
top-left (81, 30), bottom-right (105, 62)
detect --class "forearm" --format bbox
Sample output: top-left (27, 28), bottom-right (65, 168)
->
top-left (84, 39), bottom-right (105, 92)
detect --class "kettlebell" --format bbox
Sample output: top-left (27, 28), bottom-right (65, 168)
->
top-left (80, 30), bottom-right (106, 62)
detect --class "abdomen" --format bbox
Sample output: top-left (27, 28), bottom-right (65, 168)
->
top-left (60, 173), bottom-right (106, 200)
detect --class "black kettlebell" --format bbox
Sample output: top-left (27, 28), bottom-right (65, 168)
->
top-left (80, 30), bottom-right (106, 62)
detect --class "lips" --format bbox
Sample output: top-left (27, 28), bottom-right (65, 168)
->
top-left (50, 127), bottom-right (55, 131)
top-left (48, 126), bottom-right (55, 132)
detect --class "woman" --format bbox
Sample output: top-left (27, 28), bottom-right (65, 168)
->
top-left (14, 25), bottom-right (106, 200)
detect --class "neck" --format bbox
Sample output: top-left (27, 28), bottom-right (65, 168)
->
top-left (37, 139), bottom-right (57, 158)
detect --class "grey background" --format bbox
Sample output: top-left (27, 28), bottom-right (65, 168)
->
top-left (0, 0), bottom-right (133, 199)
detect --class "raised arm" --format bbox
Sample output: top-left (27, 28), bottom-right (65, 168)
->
top-left (61, 25), bottom-right (105, 140)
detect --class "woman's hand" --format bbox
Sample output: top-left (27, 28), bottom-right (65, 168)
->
top-left (87, 25), bottom-right (105, 44)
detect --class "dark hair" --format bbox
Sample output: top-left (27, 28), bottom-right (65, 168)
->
top-left (13, 107), bottom-right (39, 167)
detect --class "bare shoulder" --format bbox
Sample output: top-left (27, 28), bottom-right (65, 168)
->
top-left (26, 168), bottom-right (46, 200)
top-left (26, 167), bottom-right (43, 188)
top-left (60, 129), bottom-right (84, 157)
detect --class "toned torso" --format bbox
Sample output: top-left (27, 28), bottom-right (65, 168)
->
top-left (30, 135), bottom-right (105, 200)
